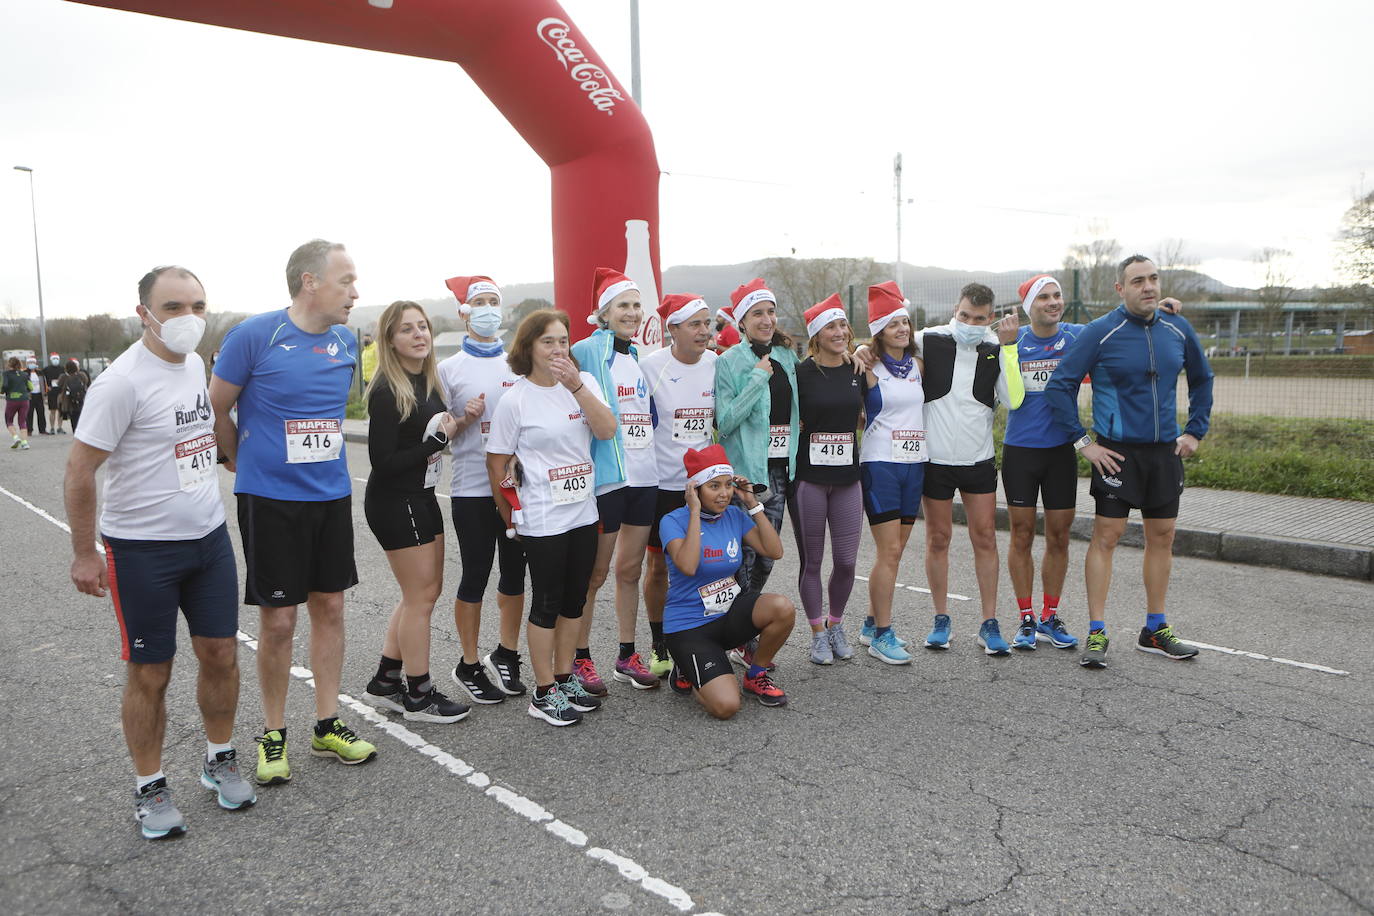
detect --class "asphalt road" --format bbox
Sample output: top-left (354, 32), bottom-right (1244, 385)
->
top-left (1, 433), bottom-right (1370, 915)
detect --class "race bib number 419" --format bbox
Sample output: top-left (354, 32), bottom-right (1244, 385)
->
top-left (174, 433), bottom-right (217, 490)
top-left (285, 419), bottom-right (342, 464)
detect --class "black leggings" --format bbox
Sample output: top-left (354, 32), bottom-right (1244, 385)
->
top-left (451, 496), bottom-right (526, 602)
top-left (521, 523), bottom-right (598, 629)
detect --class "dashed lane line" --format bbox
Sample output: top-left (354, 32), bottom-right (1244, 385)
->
top-left (1, 482), bottom-right (716, 915)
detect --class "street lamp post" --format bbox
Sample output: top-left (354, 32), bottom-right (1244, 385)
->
top-left (13, 166), bottom-right (48, 362)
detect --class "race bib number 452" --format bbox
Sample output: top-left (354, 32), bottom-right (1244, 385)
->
top-left (285, 419), bottom-right (342, 464)
top-left (548, 461), bottom-right (593, 505)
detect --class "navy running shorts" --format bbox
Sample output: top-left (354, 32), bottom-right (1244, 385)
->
top-left (861, 460), bottom-right (925, 525)
top-left (103, 523), bottom-right (239, 664)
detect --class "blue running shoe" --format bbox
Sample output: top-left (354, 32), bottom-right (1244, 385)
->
top-left (977, 619), bottom-right (1010, 656)
top-left (1036, 614), bottom-right (1079, 649)
top-left (924, 614), bottom-right (951, 650)
top-left (860, 617), bottom-right (908, 648)
top-left (1012, 616), bottom-right (1038, 651)
top-left (867, 629), bottom-right (912, 665)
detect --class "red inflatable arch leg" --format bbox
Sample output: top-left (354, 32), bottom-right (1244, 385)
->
top-left (69, 0), bottom-right (662, 343)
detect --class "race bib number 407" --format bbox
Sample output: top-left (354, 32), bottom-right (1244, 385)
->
top-left (285, 419), bottom-right (342, 464)
top-left (548, 461), bottom-right (593, 505)
top-left (1020, 358), bottom-right (1059, 393)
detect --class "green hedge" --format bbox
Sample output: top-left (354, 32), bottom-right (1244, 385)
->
top-left (1206, 355), bottom-right (1374, 378)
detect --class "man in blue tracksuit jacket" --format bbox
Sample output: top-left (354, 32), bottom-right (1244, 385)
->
top-left (1044, 254), bottom-right (1214, 669)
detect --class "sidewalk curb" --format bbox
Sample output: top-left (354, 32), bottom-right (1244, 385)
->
top-left (346, 422), bottom-right (1373, 581)
top-left (952, 503), bottom-right (1373, 582)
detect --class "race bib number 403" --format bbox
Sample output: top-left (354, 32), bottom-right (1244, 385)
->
top-left (174, 433), bottom-right (217, 490)
top-left (548, 461), bottom-right (593, 505)
top-left (285, 419), bottom-right (342, 464)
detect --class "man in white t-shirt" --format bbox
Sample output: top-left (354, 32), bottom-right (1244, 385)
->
top-left (65, 266), bottom-right (255, 840)
top-left (639, 295), bottom-right (718, 679)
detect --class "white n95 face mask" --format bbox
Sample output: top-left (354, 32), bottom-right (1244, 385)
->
top-left (146, 309), bottom-right (206, 355)
top-left (468, 305), bottom-right (502, 339)
top-left (951, 319), bottom-right (987, 347)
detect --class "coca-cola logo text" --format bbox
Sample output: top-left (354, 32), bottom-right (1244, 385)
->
top-left (536, 18), bottom-right (624, 116)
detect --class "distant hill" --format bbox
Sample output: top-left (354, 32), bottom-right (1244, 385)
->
top-left (342, 259), bottom-right (1249, 331)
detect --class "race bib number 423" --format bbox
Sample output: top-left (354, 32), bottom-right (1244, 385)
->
top-left (672, 407), bottom-right (711, 442)
top-left (548, 461), bottom-right (593, 505)
top-left (174, 433), bottom-right (217, 490)
top-left (285, 419), bottom-right (342, 464)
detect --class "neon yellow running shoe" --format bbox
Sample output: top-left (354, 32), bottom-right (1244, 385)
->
top-left (648, 646), bottom-right (673, 678)
top-left (310, 718), bottom-right (377, 765)
top-left (255, 729), bottom-right (291, 786)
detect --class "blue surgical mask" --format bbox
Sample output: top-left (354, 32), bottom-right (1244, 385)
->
top-left (951, 319), bottom-right (987, 347)
top-left (468, 305), bottom-right (502, 339)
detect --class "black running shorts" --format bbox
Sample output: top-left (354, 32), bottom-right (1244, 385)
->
top-left (237, 493), bottom-right (358, 607)
top-left (364, 487), bottom-right (445, 551)
top-left (1090, 438), bottom-right (1184, 520)
top-left (922, 458), bottom-right (997, 500)
top-left (595, 484), bottom-right (657, 534)
top-left (647, 488), bottom-right (689, 551)
top-left (1001, 443), bottom-right (1079, 511)
top-left (664, 590), bottom-right (762, 689)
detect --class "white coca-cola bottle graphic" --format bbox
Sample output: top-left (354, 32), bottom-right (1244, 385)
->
top-left (624, 219), bottom-right (662, 352)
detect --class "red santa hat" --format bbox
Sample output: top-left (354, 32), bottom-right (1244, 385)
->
top-left (590, 267), bottom-right (640, 325)
top-left (867, 281), bottom-right (910, 336)
top-left (729, 278), bottom-right (776, 322)
top-left (683, 444), bottom-right (734, 488)
top-left (1018, 274), bottom-right (1060, 316)
top-left (805, 294), bottom-right (847, 339)
top-left (715, 322), bottom-right (740, 350)
top-left (714, 306), bottom-right (736, 328)
top-left (444, 275), bottom-right (502, 316)
top-left (658, 293), bottom-right (709, 328)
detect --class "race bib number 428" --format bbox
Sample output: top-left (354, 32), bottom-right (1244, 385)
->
top-left (284, 419), bottom-right (342, 464)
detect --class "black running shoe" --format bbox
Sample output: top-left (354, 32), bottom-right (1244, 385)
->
top-left (451, 663), bottom-right (506, 704)
top-left (483, 650), bottom-right (528, 696)
top-left (559, 677), bottom-right (603, 712)
top-left (668, 665), bottom-right (693, 696)
top-left (1136, 624), bottom-right (1199, 660)
top-left (402, 689), bottom-right (470, 724)
top-left (528, 687), bottom-right (582, 727)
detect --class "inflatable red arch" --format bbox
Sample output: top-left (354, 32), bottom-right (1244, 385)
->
top-left (71, 0), bottom-right (663, 345)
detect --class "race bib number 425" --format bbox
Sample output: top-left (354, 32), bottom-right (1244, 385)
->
top-left (285, 419), bottom-right (343, 464)
top-left (174, 433), bottom-right (217, 490)
top-left (698, 576), bottom-right (740, 616)
top-left (548, 461), bottom-right (593, 505)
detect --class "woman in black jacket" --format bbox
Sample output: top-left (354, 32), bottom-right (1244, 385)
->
top-left (358, 300), bottom-right (468, 725)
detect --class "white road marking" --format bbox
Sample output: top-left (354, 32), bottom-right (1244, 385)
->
top-left (852, 573), bottom-right (970, 602)
top-left (0, 481), bottom-right (711, 914)
top-left (1180, 639), bottom-right (1351, 676)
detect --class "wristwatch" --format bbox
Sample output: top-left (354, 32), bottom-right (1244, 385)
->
top-left (747, 503), bottom-right (766, 517)
top-left (1073, 434), bottom-right (1092, 451)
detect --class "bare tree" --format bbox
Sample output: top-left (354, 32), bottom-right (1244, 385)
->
top-left (752, 256), bottom-right (887, 334)
top-left (1061, 221), bottom-right (1121, 305)
top-left (1253, 247), bottom-right (1294, 356)
top-left (1156, 238), bottom-right (1207, 301)
top-left (1338, 190), bottom-right (1374, 303)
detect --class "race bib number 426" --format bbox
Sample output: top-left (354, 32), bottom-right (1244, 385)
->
top-left (621, 412), bottom-right (652, 449)
top-left (548, 461), bottom-right (593, 505)
top-left (285, 419), bottom-right (343, 464)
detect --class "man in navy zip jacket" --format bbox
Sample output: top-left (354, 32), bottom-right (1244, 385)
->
top-left (1044, 255), bottom-right (1214, 669)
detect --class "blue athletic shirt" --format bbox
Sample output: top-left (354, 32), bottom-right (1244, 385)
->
top-left (1003, 323), bottom-right (1085, 448)
top-left (660, 504), bottom-right (751, 635)
top-left (213, 309), bottom-right (356, 501)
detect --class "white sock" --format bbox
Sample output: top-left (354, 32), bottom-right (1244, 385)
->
top-left (137, 770), bottom-right (165, 792)
top-left (206, 740), bottom-right (233, 763)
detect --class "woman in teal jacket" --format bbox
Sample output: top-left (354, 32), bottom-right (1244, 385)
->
top-left (567, 268), bottom-right (663, 696)
top-left (714, 278), bottom-right (799, 594)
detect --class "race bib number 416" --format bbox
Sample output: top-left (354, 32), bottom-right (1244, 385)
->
top-left (285, 419), bottom-right (342, 464)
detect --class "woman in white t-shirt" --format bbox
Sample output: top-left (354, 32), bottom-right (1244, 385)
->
top-left (485, 310), bottom-right (617, 727)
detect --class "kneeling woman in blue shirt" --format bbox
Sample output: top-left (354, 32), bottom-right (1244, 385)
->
top-left (659, 444), bottom-right (795, 718)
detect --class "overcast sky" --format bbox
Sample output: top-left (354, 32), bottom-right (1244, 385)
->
top-left (3, 0), bottom-right (1372, 320)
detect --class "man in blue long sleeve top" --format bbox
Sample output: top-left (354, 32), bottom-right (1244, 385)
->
top-left (1043, 255), bottom-right (1214, 669)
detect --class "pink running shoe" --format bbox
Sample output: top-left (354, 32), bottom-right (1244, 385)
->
top-left (572, 657), bottom-right (608, 697)
top-left (611, 653), bottom-right (660, 690)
